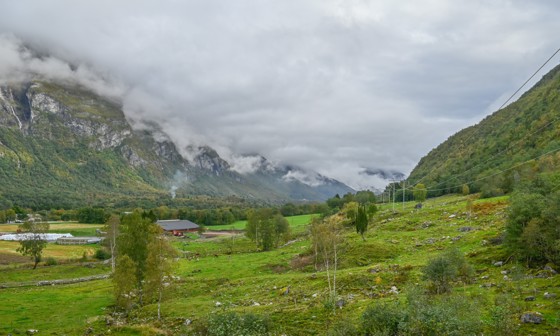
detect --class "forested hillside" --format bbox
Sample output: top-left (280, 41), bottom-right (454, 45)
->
top-left (0, 80), bottom-right (353, 209)
top-left (407, 64), bottom-right (560, 197)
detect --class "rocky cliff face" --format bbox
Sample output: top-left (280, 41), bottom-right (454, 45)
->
top-left (0, 79), bottom-right (353, 208)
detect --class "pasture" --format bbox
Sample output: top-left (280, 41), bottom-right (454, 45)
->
top-left (1, 201), bottom-right (560, 335)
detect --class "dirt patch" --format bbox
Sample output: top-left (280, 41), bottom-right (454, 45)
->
top-left (473, 200), bottom-right (508, 216)
top-left (0, 252), bottom-right (30, 264)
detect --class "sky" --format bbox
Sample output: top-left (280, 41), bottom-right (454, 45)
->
top-left (0, 1), bottom-right (559, 189)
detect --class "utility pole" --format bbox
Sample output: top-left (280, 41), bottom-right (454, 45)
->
top-left (392, 181), bottom-right (396, 213)
top-left (402, 180), bottom-right (406, 211)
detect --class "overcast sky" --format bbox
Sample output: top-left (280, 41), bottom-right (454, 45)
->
top-left (0, 1), bottom-right (559, 189)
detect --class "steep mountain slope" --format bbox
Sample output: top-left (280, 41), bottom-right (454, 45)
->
top-left (0, 80), bottom-right (353, 209)
top-left (408, 63), bottom-right (560, 195)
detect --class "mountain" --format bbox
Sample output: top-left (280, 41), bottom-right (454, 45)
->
top-left (407, 63), bottom-right (560, 196)
top-left (0, 80), bottom-right (354, 209)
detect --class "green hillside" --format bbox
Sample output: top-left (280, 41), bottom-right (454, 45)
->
top-left (407, 64), bottom-right (560, 196)
top-left (0, 81), bottom-right (353, 209)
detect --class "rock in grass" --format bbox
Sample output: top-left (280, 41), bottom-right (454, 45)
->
top-left (524, 296), bottom-right (536, 301)
top-left (520, 312), bottom-right (543, 324)
top-left (544, 264), bottom-right (558, 274)
top-left (544, 292), bottom-right (557, 299)
top-left (336, 299), bottom-right (345, 309)
top-left (493, 261), bottom-right (503, 267)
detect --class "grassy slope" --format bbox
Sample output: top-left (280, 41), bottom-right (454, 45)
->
top-left (407, 63), bottom-right (560, 194)
top-left (1, 200), bottom-right (559, 335)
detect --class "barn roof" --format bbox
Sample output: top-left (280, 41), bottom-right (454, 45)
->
top-left (156, 219), bottom-right (199, 231)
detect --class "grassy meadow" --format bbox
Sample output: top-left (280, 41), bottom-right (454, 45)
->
top-left (1, 197), bottom-right (560, 335)
top-left (206, 213), bottom-right (318, 232)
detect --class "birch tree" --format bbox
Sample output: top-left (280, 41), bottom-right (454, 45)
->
top-left (17, 220), bottom-right (49, 269)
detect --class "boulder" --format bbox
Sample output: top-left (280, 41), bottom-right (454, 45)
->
top-left (544, 264), bottom-right (558, 274)
top-left (520, 312), bottom-right (543, 324)
top-left (336, 299), bottom-right (346, 309)
top-left (544, 292), bottom-right (557, 299)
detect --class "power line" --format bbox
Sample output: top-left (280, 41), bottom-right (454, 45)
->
top-left (497, 47), bottom-right (560, 111)
top-left (425, 116), bottom-right (559, 190)
top-left (422, 145), bottom-right (560, 193)
top-left (408, 46), bottom-right (560, 188)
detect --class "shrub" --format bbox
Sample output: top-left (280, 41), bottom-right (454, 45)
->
top-left (423, 248), bottom-right (473, 294)
top-left (361, 301), bottom-right (404, 336)
top-left (94, 248), bottom-right (111, 260)
top-left (327, 318), bottom-right (358, 336)
top-left (207, 312), bottom-right (271, 336)
top-left (403, 292), bottom-right (483, 336)
top-left (45, 257), bottom-right (57, 266)
top-left (485, 294), bottom-right (520, 335)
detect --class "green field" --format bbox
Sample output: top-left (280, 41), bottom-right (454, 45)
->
top-left (0, 222), bottom-right (104, 237)
top-left (2, 197), bottom-right (560, 335)
top-left (207, 213), bottom-right (318, 232)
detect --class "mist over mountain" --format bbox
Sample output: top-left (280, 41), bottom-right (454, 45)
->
top-left (0, 79), bottom-right (354, 209)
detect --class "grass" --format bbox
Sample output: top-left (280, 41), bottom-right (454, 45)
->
top-left (0, 222), bottom-right (103, 235)
top-left (3, 195), bottom-right (560, 335)
top-left (206, 214), bottom-right (318, 232)
top-left (0, 241), bottom-right (102, 266)
top-left (0, 263), bottom-right (110, 283)
top-left (0, 279), bottom-right (113, 335)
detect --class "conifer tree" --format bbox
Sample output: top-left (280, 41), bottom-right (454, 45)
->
top-left (355, 205), bottom-right (369, 241)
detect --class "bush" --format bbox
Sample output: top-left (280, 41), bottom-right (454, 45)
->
top-left (94, 248), bottom-right (111, 260)
top-left (361, 301), bottom-right (404, 335)
top-left (361, 290), bottom-right (484, 336)
top-left (44, 257), bottom-right (57, 266)
top-left (486, 294), bottom-right (520, 335)
top-left (206, 312), bottom-right (271, 336)
top-left (403, 291), bottom-right (483, 336)
top-left (505, 186), bottom-right (560, 265)
top-left (423, 248), bottom-right (473, 294)
top-left (327, 318), bottom-right (358, 336)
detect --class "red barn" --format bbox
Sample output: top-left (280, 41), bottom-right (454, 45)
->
top-left (156, 219), bottom-right (199, 236)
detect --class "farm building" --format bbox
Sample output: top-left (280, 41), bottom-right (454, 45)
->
top-left (156, 219), bottom-right (199, 236)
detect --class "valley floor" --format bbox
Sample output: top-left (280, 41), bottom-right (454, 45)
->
top-left (1, 197), bottom-right (559, 335)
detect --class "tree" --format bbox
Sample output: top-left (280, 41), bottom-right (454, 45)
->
top-left (462, 184), bottom-right (470, 196)
top-left (422, 248), bottom-right (473, 294)
top-left (104, 214), bottom-right (120, 273)
top-left (16, 220), bottom-right (50, 269)
top-left (355, 205), bottom-right (368, 241)
top-left (326, 194), bottom-right (343, 209)
top-left (341, 201), bottom-right (358, 227)
top-left (310, 216), bottom-right (345, 313)
top-left (272, 214), bottom-right (290, 248)
top-left (113, 255), bottom-right (137, 311)
top-left (115, 211), bottom-right (160, 306)
top-left (355, 190), bottom-right (376, 205)
top-left (144, 233), bottom-right (177, 319)
top-left (5, 209), bottom-right (16, 223)
top-left (245, 209), bottom-right (290, 251)
top-left (413, 183), bottom-right (428, 204)
top-left (77, 207), bottom-right (108, 223)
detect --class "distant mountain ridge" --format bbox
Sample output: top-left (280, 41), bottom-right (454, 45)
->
top-left (407, 63), bottom-right (560, 195)
top-left (0, 80), bottom-right (354, 209)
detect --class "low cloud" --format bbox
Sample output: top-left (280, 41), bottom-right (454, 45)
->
top-left (1, 1), bottom-right (559, 189)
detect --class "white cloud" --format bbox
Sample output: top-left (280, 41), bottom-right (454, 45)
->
top-left (0, 1), bottom-right (559, 189)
